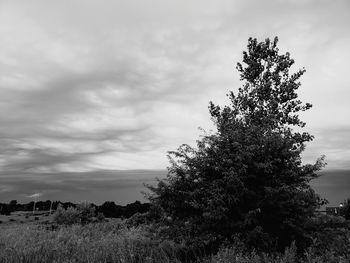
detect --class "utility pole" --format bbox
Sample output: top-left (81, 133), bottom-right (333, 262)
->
top-left (49, 200), bottom-right (53, 215)
top-left (32, 196), bottom-right (37, 215)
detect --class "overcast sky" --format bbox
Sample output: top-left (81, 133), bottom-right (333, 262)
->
top-left (0, 0), bottom-right (349, 202)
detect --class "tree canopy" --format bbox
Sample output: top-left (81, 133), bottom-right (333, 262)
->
top-left (147, 37), bottom-right (326, 252)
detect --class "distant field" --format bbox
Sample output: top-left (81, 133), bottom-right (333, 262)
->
top-left (0, 211), bottom-right (53, 225)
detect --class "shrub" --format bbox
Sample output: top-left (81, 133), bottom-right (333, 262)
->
top-left (206, 240), bottom-right (350, 263)
top-left (341, 198), bottom-right (350, 220)
top-left (125, 212), bottom-right (153, 227)
top-left (53, 203), bottom-right (100, 225)
top-left (53, 204), bottom-right (82, 225)
top-left (307, 214), bottom-right (348, 230)
top-left (96, 212), bottom-right (105, 221)
top-left (77, 202), bottom-right (96, 224)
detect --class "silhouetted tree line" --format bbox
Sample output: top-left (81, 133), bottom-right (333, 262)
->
top-left (0, 199), bottom-right (150, 218)
top-left (97, 200), bottom-right (150, 218)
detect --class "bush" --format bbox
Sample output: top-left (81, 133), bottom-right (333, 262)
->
top-left (206, 241), bottom-right (350, 263)
top-left (307, 214), bottom-right (348, 230)
top-left (205, 245), bottom-right (296, 263)
top-left (53, 205), bottom-right (82, 225)
top-left (125, 212), bottom-right (154, 227)
top-left (77, 202), bottom-right (96, 224)
top-left (53, 203), bottom-right (100, 225)
top-left (96, 212), bottom-right (105, 221)
top-left (341, 198), bottom-right (350, 220)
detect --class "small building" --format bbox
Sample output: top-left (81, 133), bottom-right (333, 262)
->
top-left (326, 204), bottom-right (344, 216)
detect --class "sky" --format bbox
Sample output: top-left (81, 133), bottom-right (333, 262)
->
top-left (0, 0), bottom-right (349, 204)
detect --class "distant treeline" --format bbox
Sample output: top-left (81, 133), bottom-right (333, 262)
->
top-left (0, 200), bottom-right (150, 219)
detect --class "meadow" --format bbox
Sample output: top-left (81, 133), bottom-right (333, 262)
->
top-left (0, 211), bottom-right (53, 225)
top-left (1, 209), bottom-right (350, 263)
top-left (0, 218), bottom-right (184, 263)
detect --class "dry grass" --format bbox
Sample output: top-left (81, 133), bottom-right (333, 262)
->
top-left (0, 211), bottom-right (52, 225)
top-left (0, 221), bottom-right (184, 263)
top-left (1, 218), bottom-right (349, 263)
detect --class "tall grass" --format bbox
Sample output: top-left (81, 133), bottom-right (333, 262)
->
top-left (0, 221), bottom-right (185, 263)
top-left (1, 219), bottom-right (349, 262)
top-left (205, 241), bottom-right (349, 263)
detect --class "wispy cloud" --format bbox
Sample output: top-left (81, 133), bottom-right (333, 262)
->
top-left (0, 0), bottom-right (349, 182)
top-left (26, 193), bottom-right (42, 199)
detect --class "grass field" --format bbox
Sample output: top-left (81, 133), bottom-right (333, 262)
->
top-left (0, 211), bottom-right (53, 225)
top-left (0, 217), bottom-right (187, 263)
top-left (1, 212), bottom-right (350, 262)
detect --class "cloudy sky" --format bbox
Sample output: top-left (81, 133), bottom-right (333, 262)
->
top-left (0, 0), bottom-right (349, 203)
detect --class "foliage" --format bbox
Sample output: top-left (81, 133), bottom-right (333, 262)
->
top-left (53, 202), bottom-right (99, 225)
top-left (98, 201), bottom-right (123, 218)
top-left (306, 213), bottom-right (348, 230)
top-left (78, 202), bottom-right (97, 224)
top-left (96, 212), bottom-right (105, 221)
top-left (309, 227), bottom-right (350, 260)
top-left (341, 198), bottom-right (350, 220)
top-left (97, 200), bottom-right (151, 218)
top-left (205, 243), bottom-right (297, 263)
top-left (305, 213), bottom-right (350, 260)
top-left (1, 220), bottom-right (349, 263)
top-left (206, 242), bottom-right (349, 263)
top-left (53, 204), bottom-right (82, 225)
top-left (147, 37), bottom-right (326, 252)
top-left (1, 199), bottom-right (151, 219)
top-left (0, 204), bottom-right (12, 215)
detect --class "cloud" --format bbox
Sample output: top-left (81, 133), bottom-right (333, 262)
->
top-left (27, 193), bottom-right (42, 199)
top-left (0, 0), bottom-right (349, 183)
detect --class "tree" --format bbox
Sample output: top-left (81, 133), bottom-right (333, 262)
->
top-left (147, 37), bottom-right (326, 252)
top-left (341, 198), bottom-right (350, 220)
top-left (9, 200), bottom-right (17, 206)
top-left (98, 201), bottom-right (122, 218)
top-left (9, 200), bottom-right (18, 212)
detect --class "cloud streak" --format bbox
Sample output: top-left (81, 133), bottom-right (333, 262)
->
top-left (0, 0), bottom-right (349, 196)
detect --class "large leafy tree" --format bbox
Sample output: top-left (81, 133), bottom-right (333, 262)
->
top-left (148, 37), bottom-right (326, 251)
